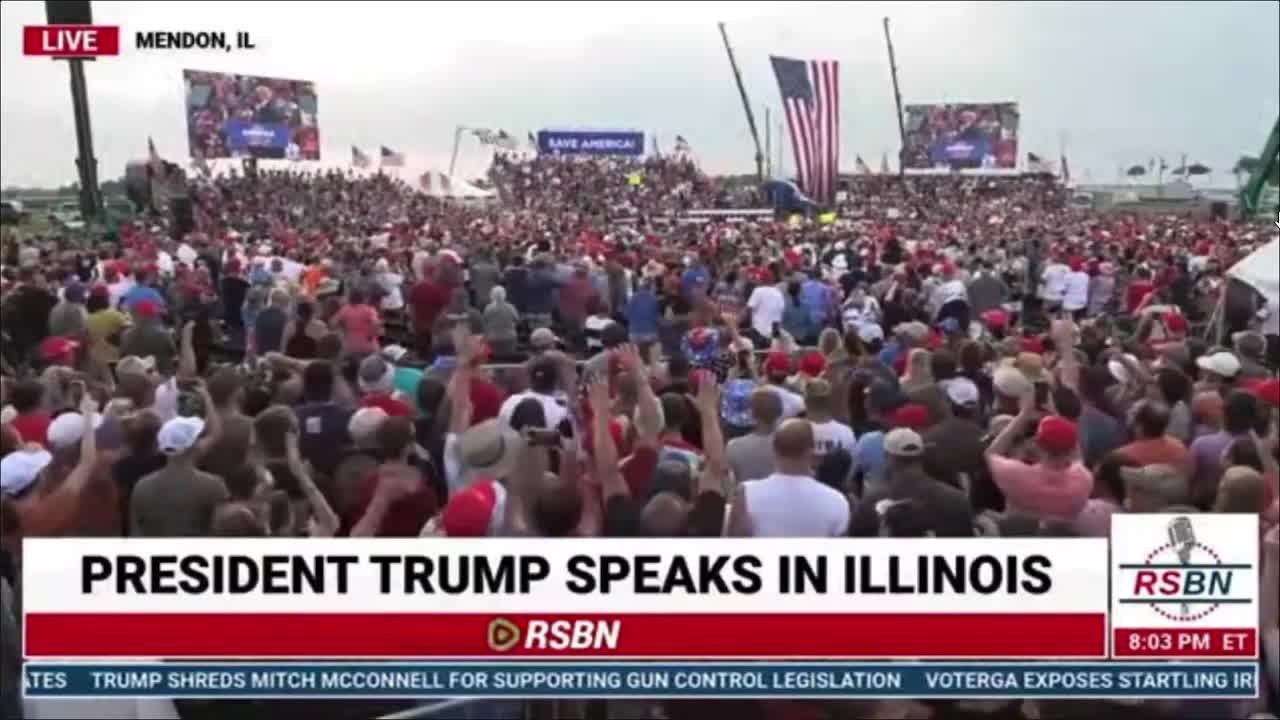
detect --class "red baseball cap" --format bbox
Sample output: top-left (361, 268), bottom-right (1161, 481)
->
top-left (40, 336), bottom-right (79, 363)
top-left (1036, 416), bottom-right (1078, 454)
top-left (798, 351), bottom-right (827, 378)
top-left (1163, 312), bottom-right (1188, 333)
top-left (135, 300), bottom-right (161, 319)
top-left (891, 403), bottom-right (930, 431)
top-left (1021, 336), bottom-right (1046, 355)
top-left (981, 309), bottom-right (1010, 330)
top-left (442, 480), bottom-right (499, 537)
top-left (764, 351), bottom-right (792, 376)
top-left (1247, 378), bottom-right (1280, 409)
top-left (89, 284), bottom-right (110, 298)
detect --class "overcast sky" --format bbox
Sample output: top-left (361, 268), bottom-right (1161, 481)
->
top-left (2, 0), bottom-right (1277, 188)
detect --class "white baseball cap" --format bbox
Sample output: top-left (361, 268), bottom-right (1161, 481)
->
top-left (883, 428), bottom-right (926, 458)
top-left (944, 378), bottom-right (980, 408)
top-left (1, 448), bottom-right (52, 495)
top-left (1196, 351), bottom-right (1241, 379)
top-left (856, 323), bottom-right (885, 344)
top-left (158, 416), bottom-right (206, 455)
top-left (382, 345), bottom-right (410, 364)
top-left (47, 412), bottom-right (105, 451)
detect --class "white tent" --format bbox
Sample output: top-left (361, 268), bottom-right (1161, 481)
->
top-left (1228, 239), bottom-right (1280, 302)
top-left (415, 170), bottom-right (496, 200)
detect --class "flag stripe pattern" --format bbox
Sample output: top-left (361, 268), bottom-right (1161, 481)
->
top-left (381, 146), bottom-right (405, 167)
top-left (771, 56), bottom-right (839, 205)
top-left (352, 146), bottom-right (371, 168)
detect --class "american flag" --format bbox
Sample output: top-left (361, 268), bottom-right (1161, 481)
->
top-left (855, 154), bottom-right (871, 174)
top-left (770, 56), bottom-right (839, 205)
top-left (352, 146), bottom-right (371, 168)
top-left (380, 145), bottom-right (405, 167)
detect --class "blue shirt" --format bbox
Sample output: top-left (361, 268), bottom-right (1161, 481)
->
top-left (393, 366), bottom-right (425, 413)
top-left (625, 289), bottom-right (659, 337)
top-left (800, 279), bottom-right (833, 325)
top-left (524, 270), bottom-right (559, 315)
top-left (120, 285), bottom-right (166, 313)
top-left (879, 340), bottom-right (903, 368)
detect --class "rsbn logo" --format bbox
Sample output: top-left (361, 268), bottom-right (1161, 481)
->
top-left (1119, 516), bottom-right (1250, 621)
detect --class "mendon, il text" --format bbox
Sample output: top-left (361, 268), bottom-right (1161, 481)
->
top-left (135, 31), bottom-right (255, 51)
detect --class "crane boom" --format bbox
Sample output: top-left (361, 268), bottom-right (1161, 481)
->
top-left (1240, 117), bottom-right (1279, 218)
top-left (718, 22), bottom-right (765, 183)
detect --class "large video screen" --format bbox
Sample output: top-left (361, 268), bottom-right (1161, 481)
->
top-left (902, 102), bottom-right (1019, 170)
top-left (183, 70), bottom-right (320, 161)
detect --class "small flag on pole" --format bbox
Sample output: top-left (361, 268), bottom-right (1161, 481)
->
top-left (880, 152), bottom-right (890, 174)
top-left (1060, 154), bottom-right (1070, 184)
top-left (674, 135), bottom-right (692, 155)
top-left (855, 155), bottom-right (871, 174)
top-left (352, 146), bottom-right (371, 168)
top-left (527, 131), bottom-right (537, 149)
top-left (380, 146), bottom-right (405, 167)
top-left (1027, 152), bottom-right (1052, 174)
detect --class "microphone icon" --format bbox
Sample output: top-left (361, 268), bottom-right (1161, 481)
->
top-left (1167, 516), bottom-right (1195, 615)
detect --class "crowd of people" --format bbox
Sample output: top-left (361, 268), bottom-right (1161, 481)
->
top-left (1, 152), bottom-right (1279, 720)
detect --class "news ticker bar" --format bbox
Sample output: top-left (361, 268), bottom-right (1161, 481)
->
top-left (23, 662), bottom-right (1259, 700)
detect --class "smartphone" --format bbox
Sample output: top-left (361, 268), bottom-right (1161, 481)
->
top-left (1034, 381), bottom-right (1051, 408)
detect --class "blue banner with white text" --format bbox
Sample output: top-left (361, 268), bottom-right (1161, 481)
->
top-left (23, 662), bottom-right (1259, 699)
top-left (537, 130), bottom-right (645, 157)
top-left (224, 120), bottom-right (291, 152)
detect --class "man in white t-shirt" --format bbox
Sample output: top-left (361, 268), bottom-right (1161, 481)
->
top-left (746, 282), bottom-right (785, 342)
top-left (805, 380), bottom-right (857, 462)
top-left (497, 355), bottom-right (568, 430)
top-left (731, 418), bottom-right (850, 537)
top-left (1062, 259), bottom-right (1091, 319)
top-left (1039, 258), bottom-right (1070, 310)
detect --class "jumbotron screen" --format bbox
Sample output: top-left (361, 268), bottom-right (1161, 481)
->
top-left (183, 69), bottom-right (320, 161)
top-left (902, 101), bottom-right (1019, 170)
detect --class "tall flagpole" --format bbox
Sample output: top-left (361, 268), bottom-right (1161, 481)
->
top-left (778, 121), bottom-right (786, 177)
top-left (764, 106), bottom-right (772, 178)
top-left (883, 17), bottom-right (908, 178)
top-left (718, 22), bottom-right (765, 183)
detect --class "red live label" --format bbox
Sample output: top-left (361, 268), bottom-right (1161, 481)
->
top-left (23, 26), bottom-right (121, 57)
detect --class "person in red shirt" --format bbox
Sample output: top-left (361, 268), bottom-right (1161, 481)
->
top-left (408, 270), bottom-right (451, 356)
top-left (1126, 267), bottom-right (1155, 314)
top-left (347, 417), bottom-right (437, 537)
top-left (7, 380), bottom-right (50, 449)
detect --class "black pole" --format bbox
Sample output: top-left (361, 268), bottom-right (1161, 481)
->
top-left (883, 17), bottom-right (908, 178)
top-left (67, 58), bottom-right (101, 220)
top-left (718, 22), bottom-right (765, 184)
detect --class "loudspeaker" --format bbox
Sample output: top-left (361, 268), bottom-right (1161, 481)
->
top-left (171, 197), bottom-right (194, 240)
top-left (45, 0), bottom-right (92, 25)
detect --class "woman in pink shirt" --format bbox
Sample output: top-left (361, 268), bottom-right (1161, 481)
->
top-left (330, 288), bottom-right (382, 356)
